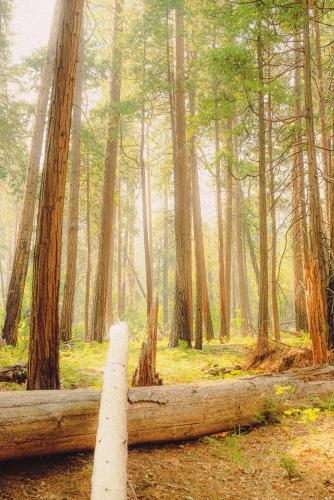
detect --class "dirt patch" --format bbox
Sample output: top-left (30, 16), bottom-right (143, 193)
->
top-left (244, 346), bottom-right (314, 372)
top-left (0, 414), bottom-right (333, 499)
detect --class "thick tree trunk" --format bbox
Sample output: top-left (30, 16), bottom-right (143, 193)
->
top-left (215, 119), bottom-right (228, 341)
top-left (84, 155), bottom-right (92, 341)
top-left (90, 0), bottom-right (123, 342)
top-left (1, 365), bottom-right (334, 461)
top-left (170, 7), bottom-right (192, 347)
top-left (257, 29), bottom-right (269, 350)
top-left (189, 90), bottom-right (214, 346)
top-left (60, 32), bottom-right (84, 342)
top-left (303, 2), bottom-right (328, 364)
top-left (2, 0), bottom-right (62, 346)
top-left (27, 0), bottom-right (84, 390)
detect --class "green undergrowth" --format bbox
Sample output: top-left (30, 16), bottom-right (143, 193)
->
top-left (0, 330), bottom-right (311, 391)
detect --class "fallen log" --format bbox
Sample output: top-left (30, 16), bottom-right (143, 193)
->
top-left (0, 364), bottom-right (333, 462)
top-left (0, 363), bottom-right (27, 384)
top-left (91, 323), bottom-right (129, 500)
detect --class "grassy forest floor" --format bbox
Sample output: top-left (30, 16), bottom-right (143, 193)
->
top-left (0, 331), bottom-right (309, 390)
top-left (1, 332), bottom-right (334, 499)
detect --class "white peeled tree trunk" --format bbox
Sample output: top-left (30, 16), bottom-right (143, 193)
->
top-left (91, 323), bottom-right (129, 500)
top-left (0, 365), bottom-right (333, 462)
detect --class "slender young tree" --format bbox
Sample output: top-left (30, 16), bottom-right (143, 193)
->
top-left (90, 0), bottom-right (124, 342)
top-left (139, 47), bottom-right (153, 317)
top-left (235, 179), bottom-right (252, 335)
top-left (257, 26), bottom-right (269, 350)
top-left (128, 185), bottom-right (136, 309)
top-left (268, 83), bottom-right (280, 342)
top-left (162, 187), bottom-right (169, 329)
top-left (292, 40), bottom-right (308, 333)
top-left (105, 218), bottom-right (116, 331)
top-left (189, 90), bottom-right (214, 347)
top-left (215, 119), bottom-right (228, 341)
top-left (117, 179), bottom-right (123, 320)
top-left (313, 4), bottom-right (330, 222)
top-left (60, 31), bottom-right (84, 342)
top-left (224, 119), bottom-right (233, 339)
top-left (27, 0), bottom-right (84, 390)
top-left (84, 154), bottom-right (92, 341)
top-left (2, 0), bottom-right (62, 346)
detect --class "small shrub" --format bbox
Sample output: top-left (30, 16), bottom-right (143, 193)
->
top-left (279, 455), bottom-right (301, 480)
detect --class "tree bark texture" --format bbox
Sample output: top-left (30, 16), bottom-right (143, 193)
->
top-left (90, 0), bottom-right (124, 342)
top-left (171, 7), bottom-right (192, 346)
top-left (2, 0), bottom-right (62, 346)
top-left (60, 31), bottom-right (84, 342)
top-left (27, 0), bottom-right (84, 390)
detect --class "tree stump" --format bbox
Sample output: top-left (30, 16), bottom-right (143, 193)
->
top-left (132, 299), bottom-right (161, 387)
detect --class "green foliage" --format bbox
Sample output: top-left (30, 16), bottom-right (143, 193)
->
top-left (278, 455), bottom-right (301, 480)
top-left (0, 337), bottom-right (252, 391)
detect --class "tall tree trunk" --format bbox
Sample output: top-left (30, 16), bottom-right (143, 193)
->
top-left (303, 2), bottom-right (328, 364)
top-left (268, 86), bottom-right (280, 342)
top-left (128, 186), bottom-right (136, 309)
top-left (244, 221), bottom-right (260, 293)
top-left (90, 0), bottom-right (123, 342)
top-left (27, 0), bottom-right (84, 390)
top-left (0, 258), bottom-right (6, 309)
top-left (147, 164), bottom-right (153, 274)
top-left (162, 188), bottom-right (169, 330)
top-left (166, 9), bottom-right (176, 164)
top-left (189, 90), bottom-right (214, 347)
top-left (84, 155), bottom-right (92, 341)
top-left (60, 32), bottom-right (84, 342)
top-left (140, 100), bottom-right (153, 318)
top-left (224, 119), bottom-right (233, 339)
top-left (2, 0), bottom-right (62, 346)
top-left (235, 180), bottom-right (251, 335)
top-left (215, 120), bottom-right (228, 341)
top-left (105, 221), bottom-right (115, 332)
top-left (121, 215), bottom-right (128, 318)
top-left (292, 40), bottom-right (308, 333)
top-left (257, 28), bottom-right (269, 350)
top-left (313, 4), bottom-right (330, 222)
top-left (117, 180), bottom-right (123, 321)
top-left (170, 7), bottom-right (192, 347)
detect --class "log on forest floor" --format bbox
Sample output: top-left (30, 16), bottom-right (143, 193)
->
top-left (0, 364), bottom-right (333, 462)
top-left (0, 363), bottom-right (27, 384)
